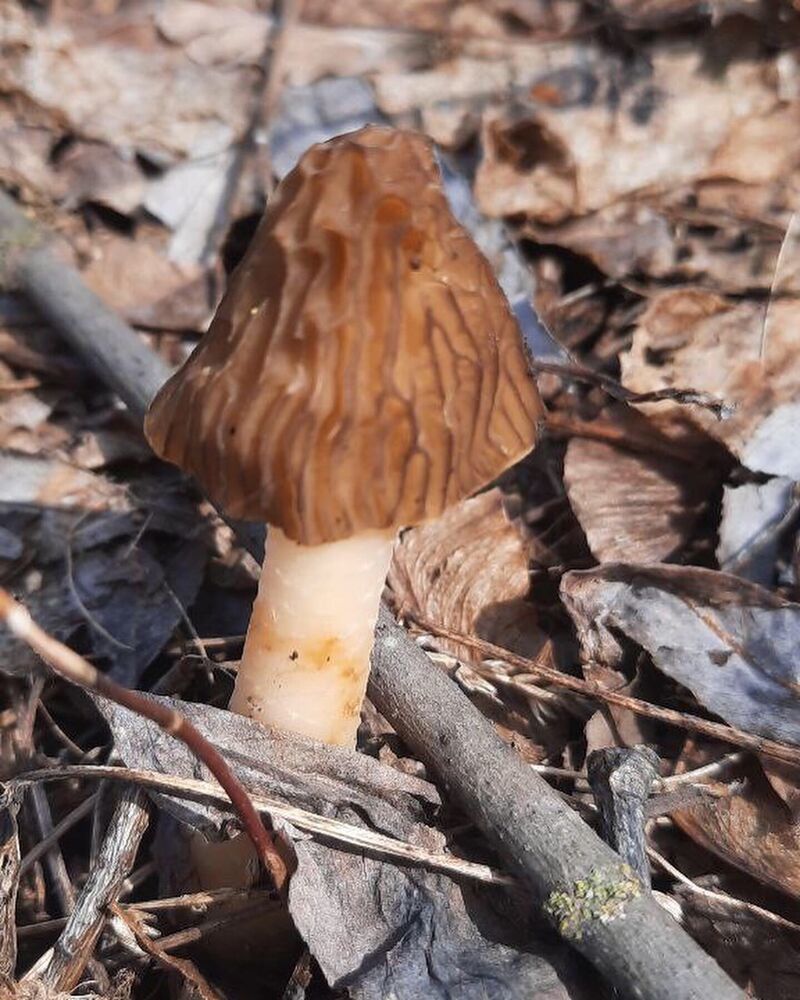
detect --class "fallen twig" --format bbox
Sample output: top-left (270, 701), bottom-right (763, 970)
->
top-left (531, 358), bottom-right (732, 419)
top-left (109, 903), bottom-right (224, 1000)
top-left (20, 791), bottom-right (99, 874)
top-left (13, 763), bottom-right (516, 888)
top-left (31, 784), bottom-right (150, 992)
top-left (412, 614), bottom-right (800, 766)
top-left (0, 589), bottom-right (289, 895)
top-left (0, 784), bottom-right (22, 977)
top-left (588, 746), bottom-right (660, 888)
top-left (647, 846), bottom-right (800, 936)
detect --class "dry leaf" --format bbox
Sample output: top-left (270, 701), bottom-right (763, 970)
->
top-left (55, 141), bottom-right (145, 215)
top-left (81, 232), bottom-right (208, 326)
top-left (621, 289), bottom-right (800, 476)
top-left (2, 4), bottom-right (253, 162)
top-left (0, 453), bottom-right (128, 511)
top-left (155, 0), bottom-right (271, 67)
top-left (562, 563), bottom-right (800, 744)
top-left (717, 478), bottom-right (796, 585)
top-left (563, 435), bottom-right (717, 563)
top-left (672, 746), bottom-right (800, 900)
top-left (389, 488), bottom-right (545, 660)
top-left (474, 38), bottom-right (784, 225)
top-left (102, 696), bottom-right (583, 1000)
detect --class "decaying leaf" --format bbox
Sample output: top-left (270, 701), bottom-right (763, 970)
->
top-left (622, 290), bottom-right (800, 476)
top-left (717, 478), bottom-right (797, 585)
top-left (81, 232), bottom-right (209, 327)
top-left (475, 39), bottom-right (784, 224)
top-left (0, 453), bottom-right (128, 512)
top-left (1, 4), bottom-right (254, 162)
top-left (0, 454), bottom-right (208, 684)
top-left (563, 433), bottom-right (718, 563)
top-left (389, 488), bottom-right (545, 660)
top-left (671, 745), bottom-right (800, 900)
top-left (561, 563), bottom-right (800, 744)
top-left (100, 695), bottom-right (584, 1000)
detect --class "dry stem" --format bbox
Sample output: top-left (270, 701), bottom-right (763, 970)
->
top-left (0, 589), bottom-right (289, 895)
top-left (411, 614), bottom-right (800, 767)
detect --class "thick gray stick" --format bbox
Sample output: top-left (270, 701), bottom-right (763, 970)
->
top-left (0, 194), bottom-right (171, 422)
top-left (0, 189), bottom-right (743, 1000)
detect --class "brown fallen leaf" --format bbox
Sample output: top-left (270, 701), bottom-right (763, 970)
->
top-left (388, 488), bottom-right (546, 661)
top-left (55, 141), bottom-right (145, 216)
top-left (0, 453), bottom-right (129, 512)
top-left (81, 232), bottom-right (209, 330)
top-left (2, 3), bottom-right (253, 162)
top-left (475, 38), bottom-right (784, 225)
top-left (303, 0), bottom-right (581, 36)
top-left (672, 743), bottom-right (800, 901)
top-left (621, 289), bottom-right (800, 476)
top-left (563, 423), bottom-right (720, 563)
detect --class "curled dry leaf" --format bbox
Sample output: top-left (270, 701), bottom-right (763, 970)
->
top-left (388, 488), bottom-right (545, 660)
top-left (563, 432), bottom-right (718, 563)
top-left (561, 563), bottom-right (800, 744)
top-left (101, 696), bottom-right (583, 1000)
top-left (672, 744), bottom-right (800, 900)
top-left (621, 290), bottom-right (800, 476)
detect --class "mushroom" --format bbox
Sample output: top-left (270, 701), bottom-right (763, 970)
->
top-left (145, 125), bottom-right (543, 748)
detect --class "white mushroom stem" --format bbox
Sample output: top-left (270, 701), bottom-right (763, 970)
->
top-left (229, 527), bottom-right (397, 747)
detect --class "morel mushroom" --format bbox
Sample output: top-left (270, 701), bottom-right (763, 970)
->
top-left (145, 125), bottom-right (543, 747)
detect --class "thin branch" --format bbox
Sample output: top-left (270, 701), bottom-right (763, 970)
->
top-left (647, 846), bottom-right (800, 936)
top-left (20, 791), bottom-right (98, 874)
top-left (109, 903), bottom-right (224, 1000)
top-left (530, 359), bottom-right (732, 419)
top-left (0, 589), bottom-right (289, 895)
top-left (410, 614), bottom-right (800, 767)
top-left (13, 763), bottom-right (516, 888)
top-left (35, 785), bottom-right (149, 992)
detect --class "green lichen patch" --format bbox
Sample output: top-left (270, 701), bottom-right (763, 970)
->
top-left (545, 865), bottom-right (641, 941)
top-left (0, 223), bottom-right (42, 290)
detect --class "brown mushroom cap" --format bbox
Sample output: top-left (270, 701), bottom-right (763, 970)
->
top-left (144, 126), bottom-right (544, 545)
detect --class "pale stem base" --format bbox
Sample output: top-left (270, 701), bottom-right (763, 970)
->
top-left (229, 526), bottom-right (396, 747)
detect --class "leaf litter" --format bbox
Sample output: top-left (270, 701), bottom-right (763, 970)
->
top-left (1, 0), bottom-right (800, 997)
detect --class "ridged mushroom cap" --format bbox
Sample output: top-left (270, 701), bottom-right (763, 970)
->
top-left (144, 126), bottom-right (544, 545)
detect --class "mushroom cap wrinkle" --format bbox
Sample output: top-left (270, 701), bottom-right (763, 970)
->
top-left (145, 126), bottom-right (544, 545)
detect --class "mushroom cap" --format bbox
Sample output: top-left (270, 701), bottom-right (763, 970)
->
top-left (144, 126), bottom-right (544, 545)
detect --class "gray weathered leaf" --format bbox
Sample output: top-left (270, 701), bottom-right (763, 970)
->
top-left (100, 695), bottom-right (583, 1000)
top-left (561, 564), bottom-right (800, 743)
top-left (717, 478), bottom-right (797, 585)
